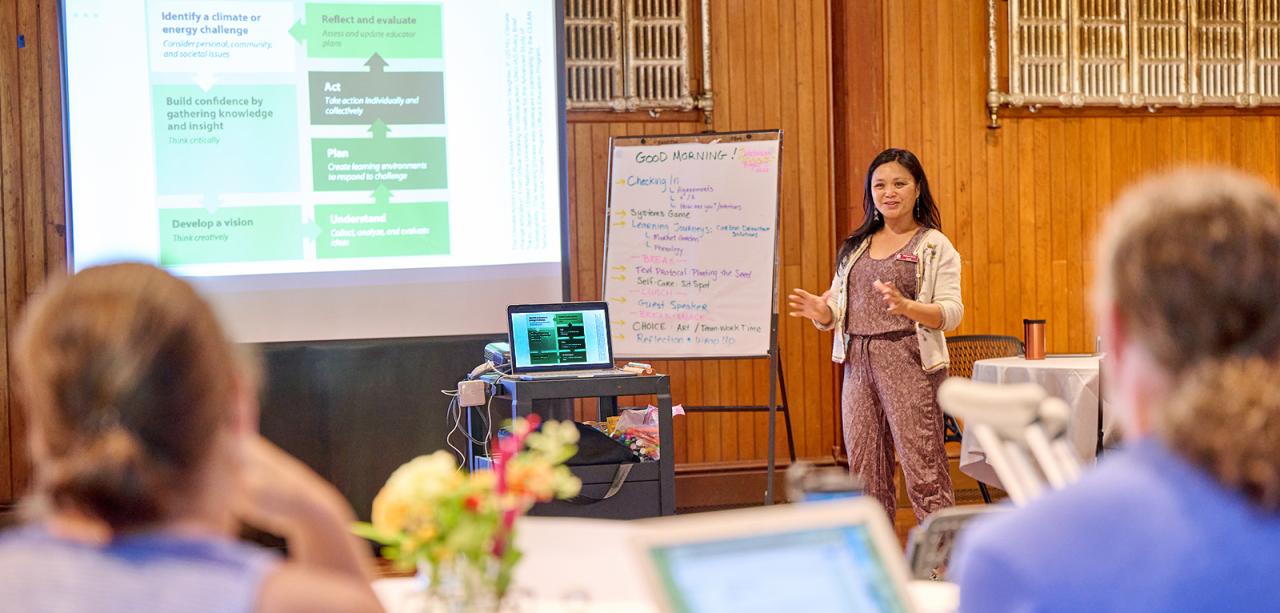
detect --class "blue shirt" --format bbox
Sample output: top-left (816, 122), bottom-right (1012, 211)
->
top-left (952, 437), bottom-right (1280, 612)
top-left (0, 523), bottom-right (280, 613)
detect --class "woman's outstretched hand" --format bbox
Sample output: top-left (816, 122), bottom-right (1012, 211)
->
top-left (872, 279), bottom-right (944, 328)
top-left (787, 288), bottom-right (834, 326)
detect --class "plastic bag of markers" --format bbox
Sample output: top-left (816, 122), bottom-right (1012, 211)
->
top-left (589, 404), bottom-right (684, 462)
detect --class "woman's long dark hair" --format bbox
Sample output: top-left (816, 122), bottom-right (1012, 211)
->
top-left (836, 148), bottom-right (942, 263)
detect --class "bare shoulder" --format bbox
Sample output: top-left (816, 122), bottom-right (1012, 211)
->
top-left (257, 565), bottom-right (384, 613)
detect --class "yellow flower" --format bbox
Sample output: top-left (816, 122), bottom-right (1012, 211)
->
top-left (413, 524), bottom-right (438, 542)
top-left (371, 498), bottom-right (412, 534)
top-left (469, 469), bottom-right (497, 490)
top-left (553, 466), bottom-right (583, 499)
top-left (359, 420), bottom-right (582, 578)
top-left (371, 451), bottom-right (461, 534)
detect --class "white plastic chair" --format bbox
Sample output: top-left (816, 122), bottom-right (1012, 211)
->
top-left (937, 378), bottom-right (1084, 506)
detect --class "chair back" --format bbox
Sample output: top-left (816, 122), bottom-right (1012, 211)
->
top-left (905, 505), bottom-right (1003, 580)
top-left (940, 335), bottom-right (1026, 503)
top-left (937, 377), bottom-right (1084, 505)
top-left (945, 335), bottom-right (1024, 378)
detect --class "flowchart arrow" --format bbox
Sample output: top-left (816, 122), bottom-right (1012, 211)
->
top-left (612, 219), bottom-right (626, 227)
top-left (365, 52), bottom-right (389, 73)
top-left (611, 274), bottom-right (626, 281)
top-left (301, 220), bottom-right (322, 241)
top-left (372, 184), bottom-right (392, 206)
top-left (609, 296), bottom-right (627, 303)
top-left (614, 210), bottom-right (628, 217)
top-left (202, 190), bottom-right (222, 213)
top-left (193, 71), bottom-right (217, 92)
top-left (289, 19), bottom-right (308, 44)
top-left (612, 265), bottom-right (626, 271)
top-left (369, 118), bottom-right (391, 139)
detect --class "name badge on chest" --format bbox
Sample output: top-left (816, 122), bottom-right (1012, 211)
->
top-left (896, 253), bottom-right (919, 263)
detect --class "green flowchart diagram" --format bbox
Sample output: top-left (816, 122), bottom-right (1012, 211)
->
top-left (149, 2), bottom-right (450, 267)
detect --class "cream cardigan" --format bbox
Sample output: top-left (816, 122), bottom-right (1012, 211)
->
top-left (815, 228), bottom-right (963, 372)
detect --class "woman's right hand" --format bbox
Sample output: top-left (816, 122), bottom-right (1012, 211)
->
top-left (243, 437), bottom-right (384, 612)
top-left (234, 435), bottom-right (353, 540)
top-left (787, 288), bottom-right (834, 326)
top-left (235, 435), bottom-right (380, 605)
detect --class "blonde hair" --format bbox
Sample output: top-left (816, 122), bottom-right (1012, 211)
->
top-left (15, 263), bottom-right (248, 529)
top-left (1096, 167), bottom-right (1280, 510)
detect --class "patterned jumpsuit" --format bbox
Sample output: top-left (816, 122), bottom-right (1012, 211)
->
top-left (842, 229), bottom-right (955, 522)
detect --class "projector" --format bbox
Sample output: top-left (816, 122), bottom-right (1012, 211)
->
top-left (484, 342), bottom-right (511, 368)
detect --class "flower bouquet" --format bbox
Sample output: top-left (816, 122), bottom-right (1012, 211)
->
top-left (354, 415), bottom-right (581, 610)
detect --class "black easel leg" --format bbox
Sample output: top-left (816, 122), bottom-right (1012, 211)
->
top-left (776, 356), bottom-right (796, 462)
top-left (766, 347), bottom-right (778, 505)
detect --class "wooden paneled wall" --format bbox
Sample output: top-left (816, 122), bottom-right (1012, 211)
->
top-left (870, 0), bottom-right (1280, 355)
top-left (0, 1), bottom-right (836, 499)
top-left (13, 0), bottom-right (1278, 499)
top-left (0, 0), bottom-right (66, 502)
top-left (568, 0), bottom-right (838, 467)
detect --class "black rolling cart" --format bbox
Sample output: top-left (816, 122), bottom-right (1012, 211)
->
top-left (467, 374), bottom-right (674, 518)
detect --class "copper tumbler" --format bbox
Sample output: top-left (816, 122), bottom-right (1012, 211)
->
top-left (1024, 319), bottom-right (1046, 360)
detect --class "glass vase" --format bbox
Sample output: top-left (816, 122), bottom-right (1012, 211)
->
top-left (415, 558), bottom-right (506, 613)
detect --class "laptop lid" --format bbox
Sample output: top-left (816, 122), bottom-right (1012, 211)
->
top-left (507, 302), bottom-right (617, 374)
top-left (633, 498), bottom-right (917, 613)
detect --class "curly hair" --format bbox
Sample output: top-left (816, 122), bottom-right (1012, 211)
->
top-left (1096, 167), bottom-right (1280, 510)
top-left (1161, 357), bottom-right (1280, 510)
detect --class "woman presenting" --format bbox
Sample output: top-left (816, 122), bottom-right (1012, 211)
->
top-left (788, 148), bottom-right (961, 521)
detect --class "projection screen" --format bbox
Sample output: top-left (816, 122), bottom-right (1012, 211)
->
top-left (60, 0), bottom-right (569, 341)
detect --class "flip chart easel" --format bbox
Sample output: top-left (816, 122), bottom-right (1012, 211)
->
top-left (601, 130), bottom-right (791, 503)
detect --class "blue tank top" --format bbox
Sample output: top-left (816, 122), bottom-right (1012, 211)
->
top-left (0, 523), bottom-right (280, 613)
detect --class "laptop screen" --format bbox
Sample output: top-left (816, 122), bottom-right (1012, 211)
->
top-left (508, 303), bottom-right (614, 372)
top-left (648, 524), bottom-right (909, 613)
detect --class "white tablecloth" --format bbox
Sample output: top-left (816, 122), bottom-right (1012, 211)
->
top-left (374, 517), bottom-right (655, 612)
top-left (958, 355), bottom-right (1111, 487)
top-left (373, 516), bottom-right (958, 613)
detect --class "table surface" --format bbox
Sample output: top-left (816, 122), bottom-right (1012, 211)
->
top-left (974, 355), bottom-right (1101, 371)
top-left (372, 516), bottom-right (959, 613)
top-left (374, 517), bottom-right (653, 612)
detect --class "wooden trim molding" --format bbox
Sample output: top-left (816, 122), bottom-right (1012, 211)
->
top-left (1000, 105), bottom-right (1280, 120)
top-left (831, 0), bottom-right (886, 238)
top-left (827, 0), bottom-right (886, 463)
top-left (568, 109), bottom-right (707, 123)
top-left (675, 456), bottom-right (841, 509)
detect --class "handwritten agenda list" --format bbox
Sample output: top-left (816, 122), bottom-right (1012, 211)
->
top-left (603, 138), bottom-right (781, 358)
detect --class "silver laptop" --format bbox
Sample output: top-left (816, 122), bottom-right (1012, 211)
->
top-left (507, 302), bottom-right (636, 380)
top-left (633, 498), bottom-right (918, 613)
